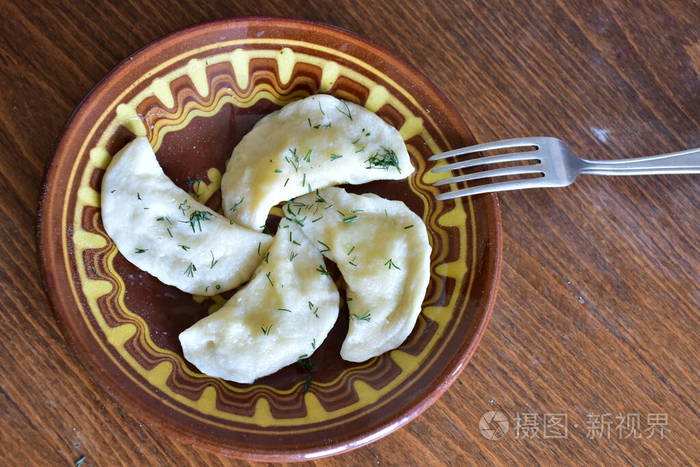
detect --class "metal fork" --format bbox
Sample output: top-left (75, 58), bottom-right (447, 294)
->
top-left (429, 137), bottom-right (700, 200)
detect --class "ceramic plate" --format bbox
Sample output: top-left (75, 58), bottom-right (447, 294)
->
top-left (39, 18), bottom-right (502, 461)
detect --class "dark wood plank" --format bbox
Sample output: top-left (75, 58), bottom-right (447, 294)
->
top-left (1, 0), bottom-right (698, 464)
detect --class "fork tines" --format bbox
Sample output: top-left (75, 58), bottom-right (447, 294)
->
top-left (429, 137), bottom-right (545, 199)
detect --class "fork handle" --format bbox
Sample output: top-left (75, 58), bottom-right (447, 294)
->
top-left (580, 147), bottom-right (700, 175)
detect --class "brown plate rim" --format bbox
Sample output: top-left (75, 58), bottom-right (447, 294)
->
top-left (37, 16), bottom-right (503, 461)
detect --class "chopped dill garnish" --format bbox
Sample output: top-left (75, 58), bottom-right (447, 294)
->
top-left (306, 119), bottom-right (330, 129)
top-left (366, 147), bottom-right (401, 172)
top-left (215, 284), bottom-right (221, 290)
top-left (292, 240), bottom-right (301, 246)
top-left (257, 241), bottom-right (262, 256)
top-left (348, 260), bottom-right (358, 267)
top-left (311, 338), bottom-right (316, 349)
top-left (297, 355), bottom-right (314, 371)
top-left (284, 177), bottom-right (290, 187)
top-left (284, 204), bottom-right (307, 227)
top-left (166, 228), bottom-right (173, 237)
top-left (316, 265), bottom-right (330, 275)
top-left (265, 271), bottom-right (274, 286)
top-left (184, 263), bottom-right (196, 277)
top-left (156, 216), bottom-right (173, 225)
top-left (351, 137), bottom-right (361, 145)
top-left (289, 251), bottom-right (299, 261)
top-left (177, 199), bottom-right (190, 216)
top-left (229, 197), bottom-right (244, 213)
top-left (384, 258), bottom-right (401, 270)
top-left (347, 297), bottom-right (353, 302)
top-left (347, 245), bottom-right (355, 255)
top-left (342, 215), bottom-right (358, 223)
top-left (286, 214), bottom-right (306, 227)
top-left (261, 324), bottom-right (273, 335)
top-left (308, 300), bottom-right (320, 318)
top-left (110, 189), bottom-right (116, 193)
top-left (330, 153), bottom-right (343, 161)
top-left (137, 192), bottom-right (141, 200)
top-left (182, 210), bottom-right (213, 232)
top-left (288, 203), bottom-right (301, 216)
top-left (404, 224), bottom-right (414, 229)
top-left (324, 203), bottom-right (334, 210)
top-left (262, 251), bottom-right (270, 263)
top-left (317, 240), bottom-right (330, 253)
top-left (336, 100), bottom-right (353, 120)
top-left (301, 173), bottom-right (306, 187)
top-left (312, 216), bottom-right (323, 223)
top-left (314, 189), bottom-right (326, 203)
top-left (336, 209), bottom-right (346, 217)
top-left (178, 244), bottom-right (190, 251)
top-left (352, 209), bottom-right (365, 213)
top-left (318, 101), bottom-right (325, 115)
top-left (134, 248), bottom-right (147, 254)
top-left (285, 147), bottom-right (300, 171)
top-left (274, 169), bottom-right (283, 173)
top-left (209, 250), bottom-right (219, 268)
top-left (302, 375), bottom-right (313, 392)
top-left (303, 149), bottom-right (312, 163)
top-left (352, 311), bottom-right (372, 322)
top-left (355, 146), bottom-right (365, 153)
top-left (277, 307), bottom-right (292, 313)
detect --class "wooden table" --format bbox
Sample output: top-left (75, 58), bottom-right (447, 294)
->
top-left (2, 1), bottom-right (698, 464)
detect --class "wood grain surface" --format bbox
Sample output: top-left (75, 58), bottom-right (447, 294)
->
top-left (1, 0), bottom-right (698, 465)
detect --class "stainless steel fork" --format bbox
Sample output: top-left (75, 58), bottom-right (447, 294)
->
top-left (429, 137), bottom-right (700, 200)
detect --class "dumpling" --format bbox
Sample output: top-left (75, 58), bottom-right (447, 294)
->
top-left (293, 187), bottom-right (431, 362)
top-left (221, 94), bottom-right (414, 231)
top-left (179, 220), bottom-right (339, 383)
top-left (101, 136), bottom-right (271, 296)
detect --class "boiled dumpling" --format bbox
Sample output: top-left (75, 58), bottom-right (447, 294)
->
top-left (179, 220), bottom-right (339, 383)
top-left (221, 94), bottom-right (413, 231)
top-left (101, 136), bottom-right (271, 296)
top-left (293, 187), bottom-right (431, 362)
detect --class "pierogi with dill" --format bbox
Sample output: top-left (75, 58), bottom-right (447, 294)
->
top-left (293, 187), bottom-right (431, 363)
top-left (101, 137), bottom-right (272, 296)
top-left (102, 95), bottom-right (431, 384)
top-left (179, 221), bottom-right (339, 384)
top-left (221, 94), bottom-right (414, 231)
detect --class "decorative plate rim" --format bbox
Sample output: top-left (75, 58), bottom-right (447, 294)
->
top-left (37, 16), bottom-right (503, 461)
